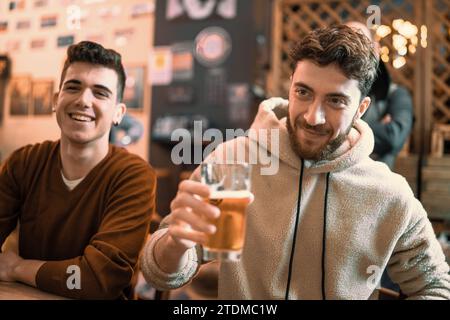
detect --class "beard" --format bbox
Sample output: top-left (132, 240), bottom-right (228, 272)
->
top-left (286, 110), bottom-right (357, 161)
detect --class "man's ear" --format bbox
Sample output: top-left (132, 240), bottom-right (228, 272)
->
top-left (113, 103), bottom-right (127, 125)
top-left (52, 92), bottom-right (59, 112)
top-left (356, 96), bottom-right (371, 120)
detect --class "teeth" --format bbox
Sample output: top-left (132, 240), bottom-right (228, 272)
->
top-left (71, 114), bottom-right (93, 122)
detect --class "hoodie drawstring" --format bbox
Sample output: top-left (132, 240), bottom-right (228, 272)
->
top-left (322, 171), bottom-right (330, 300)
top-left (285, 159), bottom-right (304, 300)
top-left (285, 159), bottom-right (331, 300)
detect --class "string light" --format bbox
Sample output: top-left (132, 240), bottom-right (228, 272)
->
top-left (393, 34), bottom-right (407, 49)
top-left (377, 19), bottom-right (426, 68)
top-left (398, 21), bottom-right (418, 39)
top-left (376, 25), bottom-right (392, 38)
top-left (380, 46), bottom-right (390, 55)
top-left (393, 56), bottom-right (406, 69)
top-left (398, 46), bottom-right (407, 56)
top-left (420, 25), bottom-right (428, 48)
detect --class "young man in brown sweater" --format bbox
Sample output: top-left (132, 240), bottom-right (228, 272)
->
top-left (0, 41), bottom-right (156, 299)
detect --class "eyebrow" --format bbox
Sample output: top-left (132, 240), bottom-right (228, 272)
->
top-left (293, 81), bottom-right (351, 101)
top-left (63, 79), bottom-right (113, 95)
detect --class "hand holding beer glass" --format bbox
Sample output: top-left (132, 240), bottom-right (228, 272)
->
top-left (200, 162), bottom-right (252, 261)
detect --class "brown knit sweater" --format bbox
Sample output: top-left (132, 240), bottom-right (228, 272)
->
top-left (0, 141), bottom-right (156, 299)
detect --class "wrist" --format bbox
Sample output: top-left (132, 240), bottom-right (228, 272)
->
top-left (154, 232), bottom-right (190, 274)
top-left (164, 232), bottom-right (190, 254)
top-left (10, 257), bottom-right (25, 282)
top-left (11, 258), bottom-right (45, 287)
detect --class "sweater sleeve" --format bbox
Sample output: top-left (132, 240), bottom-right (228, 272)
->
top-left (35, 162), bottom-right (156, 299)
top-left (0, 150), bottom-right (23, 249)
top-left (387, 200), bottom-right (450, 300)
top-left (140, 227), bottom-right (202, 291)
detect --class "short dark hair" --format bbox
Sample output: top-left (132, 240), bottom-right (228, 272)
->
top-left (59, 41), bottom-right (126, 102)
top-left (290, 25), bottom-right (379, 99)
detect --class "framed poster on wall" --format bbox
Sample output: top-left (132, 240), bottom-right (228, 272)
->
top-left (32, 80), bottom-right (53, 115)
top-left (123, 66), bottom-right (145, 110)
top-left (10, 76), bottom-right (32, 115)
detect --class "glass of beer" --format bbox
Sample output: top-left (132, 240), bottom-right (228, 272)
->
top-left (200, 162), bottom-right (252, 261)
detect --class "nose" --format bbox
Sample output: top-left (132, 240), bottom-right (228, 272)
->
top-left (303, 101), bottom-right (326, 126)
top-left (75, 88), bottom-right (94, 108)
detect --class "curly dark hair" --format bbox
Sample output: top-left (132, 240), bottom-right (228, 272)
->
top-left (290, 25), bottom-right (379, 99)
top-left (59, 41), bottom-right (126, 102)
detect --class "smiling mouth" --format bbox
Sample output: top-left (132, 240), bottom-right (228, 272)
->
top-left (69, 113), bottom-right (95, 123)
top-left (301, 127), bottom-right (329, 137)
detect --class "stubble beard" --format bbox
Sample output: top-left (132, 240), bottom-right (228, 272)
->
top-left (286, 112), bottom-right (357, 161)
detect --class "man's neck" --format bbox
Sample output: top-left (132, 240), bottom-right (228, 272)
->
top-left (60, 136), bottom-right (109, 180)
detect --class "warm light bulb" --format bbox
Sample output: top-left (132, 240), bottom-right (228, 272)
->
top-left (398, 21), bottom-right (418, 39)
top-left (393, 19), bottom-right (404, 30)
top-left (393, 56), bottom-right (406, 69)
top-left (393, 34), bottom-right (407, 49)
top-left (376, 25), bottom-right (392, 38)
top-left (398, 46), bottom-right (407, 56)
top-left (421, 25), bottom-right (428, 39)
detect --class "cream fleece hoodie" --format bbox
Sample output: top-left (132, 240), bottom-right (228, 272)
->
top-left (141, 99), bottom-right (450, 300)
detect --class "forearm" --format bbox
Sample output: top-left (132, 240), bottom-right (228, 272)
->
top-left (12, 258), bottom-right (45, 287)
top-left (154, 232), bottom-right (190, 274)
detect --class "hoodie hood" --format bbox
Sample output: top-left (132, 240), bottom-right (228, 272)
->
top-left (248, 98), bottom-right (375, 174)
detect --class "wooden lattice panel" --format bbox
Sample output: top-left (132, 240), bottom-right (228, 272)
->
top-left (431, 0), bottom-right (450, 124)
top-left (274, 0), bottom-right (419, 97)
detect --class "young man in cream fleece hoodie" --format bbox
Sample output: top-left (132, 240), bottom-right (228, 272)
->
top-left (141, 25), bottom-right (450, 299)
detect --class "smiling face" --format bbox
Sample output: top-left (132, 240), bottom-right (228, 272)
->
top-left (287, 60), bottom-right (371, 161)
top-left (54, 62), bottom-right (126, 147)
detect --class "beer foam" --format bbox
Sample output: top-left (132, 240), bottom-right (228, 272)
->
top-left (209, 190), bottom-right (252, 199)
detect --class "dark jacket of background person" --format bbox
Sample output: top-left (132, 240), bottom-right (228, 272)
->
top-left (362, 62), bottom-right (414, 169)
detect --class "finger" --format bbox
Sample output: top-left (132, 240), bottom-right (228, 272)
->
top-left (171, 192), bottom-right (220, 219)
top-left (172, 207), bottom-right (217, 234)
top-left (169, 224), bottom-right (208, 245)
top-left (178, 180), bottom-right (211, 198)
top-left (248, 192), bottom-right (255, 204)
top-left (261, 97), bottom-right (289, 111)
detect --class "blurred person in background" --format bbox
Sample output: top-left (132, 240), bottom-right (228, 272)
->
top-left (346, 21), bottom-right (413, 170)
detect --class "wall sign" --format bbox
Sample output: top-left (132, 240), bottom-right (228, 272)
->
top-left (32, 80), bottom-right (53, 115)
top-left (123, 66), bottom-right (145, 109)
top-left (57, 35), bottom-right (75, 47)
top-left (194, 26), bottom-right (231, 68)
top-left (30, 39), bottom-right (46, 49)
top-left (0, 21), bottom-right (8, 33)
top-left (149, 47), bottom-right (173, 86)
top-left (40, 15), bottom-right (57, 28)
top-left (16, 19), bottom-right (31, 30)
top-left (172, 41), bottom-right (194, 81)
top-left (166, 0), bottom-right (236, 20)
top-left (10, 76), bottom-right (32, 116)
